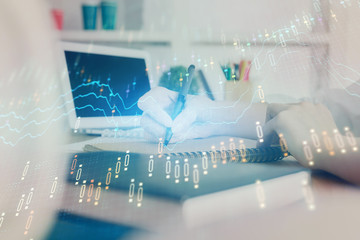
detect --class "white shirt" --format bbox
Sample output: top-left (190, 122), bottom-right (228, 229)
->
top-left (320, 82), bottom-right (360, 136)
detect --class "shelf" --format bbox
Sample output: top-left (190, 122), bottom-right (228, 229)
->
top-left (190, 32), bottom-right (331, 47)
top-left (60, 30), bottom-right (172, 46)
top-left (59, 30), bottom-right (330, 48)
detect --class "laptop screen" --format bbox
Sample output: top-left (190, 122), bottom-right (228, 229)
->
top-left (64, 50), bottom-right (150, 118)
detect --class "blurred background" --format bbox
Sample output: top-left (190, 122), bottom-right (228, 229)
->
top-left (1, 0), bottom-right (360, 239)
top-left (51, 0), bottom-right (360, 101)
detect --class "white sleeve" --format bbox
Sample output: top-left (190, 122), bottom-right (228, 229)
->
top-left (320, 82), bottom-right (360, 136)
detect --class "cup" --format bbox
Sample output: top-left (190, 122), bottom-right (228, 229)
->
top-left (101, 1), bottom-right (117, 30)
top-left (82, 4), bottom-right (98, 30)
top-left (51, 9), bottom-right (64, 30)
top-left (224, 81), bottom-right (253, 102)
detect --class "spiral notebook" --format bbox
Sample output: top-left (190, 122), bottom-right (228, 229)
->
top-left (82, 136), bottom-right (286, 159)
top-left (84, 144), bottom-right (287, 163)
top-left (67, 137), bottom-right (308, 228)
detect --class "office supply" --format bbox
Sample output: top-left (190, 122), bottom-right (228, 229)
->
top-left (221, 60), bottom-right (252, 81)
top-left (243, 60), bottom-right (252, 81)
top-left (81, 136), bottom-right (257, 155)
top-left (60, 42), bottom-right (152, 132)
top-left (222, 60), bottom-right (253, 101)
top-left (196, 65), bottom-right (226, 100)
top-left (66, 150), bottom-right (308, 228)
top-left (164, 65), bottom-right (195, 146)
top-left (84, 144), bottom-right (288, 163)
top-left (234, 63), bottom-right (240, 80)
top-left (197, 70), bottom-right (215, 100)
top-left (221, 65), bottom-right (232, 80)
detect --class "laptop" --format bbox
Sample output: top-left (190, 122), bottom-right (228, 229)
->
top-left (60, 42), bottom-right (152, 135)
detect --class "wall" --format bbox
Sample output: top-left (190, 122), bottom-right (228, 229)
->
top-left (51, 0), bottom-right (360, 100)
top-left (326, 1), bottom-right (360, 89)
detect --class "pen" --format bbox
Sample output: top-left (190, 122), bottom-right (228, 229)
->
top-left (164, 64), bottom-right (196, 146)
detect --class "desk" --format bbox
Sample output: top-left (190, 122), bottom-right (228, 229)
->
top-left (59, 134), bottom-right (360, 240)
top-left (151, 173), bottom-right (360, 240)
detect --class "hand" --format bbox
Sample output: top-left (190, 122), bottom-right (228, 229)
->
top-left (261, 102), bottom-right (338, 169)
top-left (138, 87), bottom-right (216, 143)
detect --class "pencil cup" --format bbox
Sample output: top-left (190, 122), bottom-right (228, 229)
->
top-left (82, 4), bottom-right (98, 30)
top-left (101, 1), bottom-right (117, 30)
top-left (224, 81), bottom-right (253, 102)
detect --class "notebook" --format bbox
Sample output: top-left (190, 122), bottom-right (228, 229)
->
top-left (66, 145), bottom-right (309, 228)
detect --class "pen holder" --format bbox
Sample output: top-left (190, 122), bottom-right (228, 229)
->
top-left (224, 80), bottom-right (253, 102)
